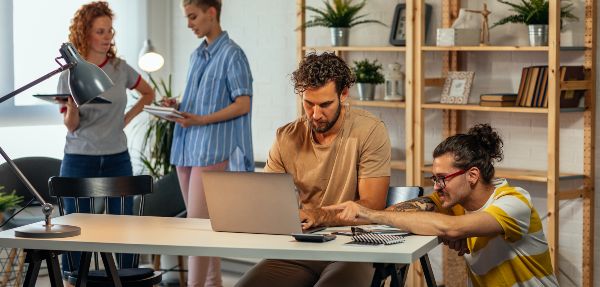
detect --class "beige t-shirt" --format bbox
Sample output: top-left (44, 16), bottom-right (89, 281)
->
top-left (265, 108), bottom-right (391, 209)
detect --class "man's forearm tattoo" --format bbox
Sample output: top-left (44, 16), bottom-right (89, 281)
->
top-left (386, 197), bottom-right (435, 212)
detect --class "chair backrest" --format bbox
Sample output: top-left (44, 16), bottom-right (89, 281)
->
top-left (48, 175), bottom-right (153, 271)
top-left (386, 186), bottom-right (424, 207)
top-left (48, 175), bottom-right (153, 216)
top-left (142, 172), bottom-right (186, 217)
top-left (0, 157), bottom-right (61, 204)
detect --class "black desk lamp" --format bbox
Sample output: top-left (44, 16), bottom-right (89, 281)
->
top-left (0, 42), bottom-right (114, 238)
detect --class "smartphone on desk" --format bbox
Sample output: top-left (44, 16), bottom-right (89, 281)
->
top-left (291, 233), bottom-right (336, 243)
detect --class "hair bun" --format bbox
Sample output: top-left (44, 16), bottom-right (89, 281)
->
top-left (468, 123), bottom-right (503, 163)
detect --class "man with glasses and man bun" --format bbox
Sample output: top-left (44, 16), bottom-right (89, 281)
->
top-left (328, 123), bottom-right (558, 287)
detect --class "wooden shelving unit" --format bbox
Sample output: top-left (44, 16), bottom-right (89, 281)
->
top-left (351, 100), bottom-right (405, 109)
top-left (414, 0), bottom-right (596, 286)
top-left (303, 46), bottom-right (407, 52)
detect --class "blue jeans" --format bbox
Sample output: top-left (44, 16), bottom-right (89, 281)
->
top-left (59, 151), bottom-right (135, 274)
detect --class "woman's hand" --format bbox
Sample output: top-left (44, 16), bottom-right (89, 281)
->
top-left (160, 97), bottom-right (178, 108)
top-left (62, 96), bottom-right (80, 132)
top-left (172, 112), bottom-right (206, 128)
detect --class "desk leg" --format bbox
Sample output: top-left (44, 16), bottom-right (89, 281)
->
top-left (371, 263), bottom-right (409, 287)
top-left (419, 254), bottom-right (437, 287)
top-left (100, 252), bottom-right (122, 287)
top-left (46, 251), bottom-right (64, 287)
top-left (23, 249), bottom-right (64, 287)
top-left (75, 252), bottom-right (92, 287)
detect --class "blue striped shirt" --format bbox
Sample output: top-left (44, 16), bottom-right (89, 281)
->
top-left (170, 32), bottom-right (254, 171)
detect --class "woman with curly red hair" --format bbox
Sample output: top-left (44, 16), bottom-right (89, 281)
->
top-left (56, 1), bottom-right (154, 280)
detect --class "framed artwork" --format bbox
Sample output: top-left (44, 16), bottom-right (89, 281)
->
top-left (389, 4), bottom-right (432, 46)
top-left (441, 71), bottom-right (475, 104)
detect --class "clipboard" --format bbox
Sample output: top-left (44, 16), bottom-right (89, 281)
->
top-left (143, 105), bottom-right (184, 121)
top-left (33, 94), bottom-right (112, 104)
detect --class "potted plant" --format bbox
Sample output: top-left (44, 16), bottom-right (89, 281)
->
top-left (352, 59), bottom-right (385, 101)
top-left (491, 0), bottom-right (578, 46)
top-left (303, 0), bottom-right (385, 46)
top-left (0, 186), bottom-right (23, 221)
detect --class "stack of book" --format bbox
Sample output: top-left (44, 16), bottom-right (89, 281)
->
top-left (479, 93), bottom-right (517, 107)
top-left (515, 65), bottom-right (585, 108)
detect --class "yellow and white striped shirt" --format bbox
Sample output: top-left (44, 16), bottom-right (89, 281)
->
top-left (430, 179), bottom-right (558, 287)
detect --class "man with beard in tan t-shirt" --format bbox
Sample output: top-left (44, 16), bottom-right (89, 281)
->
top-left (236, 52), bottom-right (391, 287)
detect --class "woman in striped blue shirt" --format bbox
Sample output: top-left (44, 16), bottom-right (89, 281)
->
top-left (166, 1), bottom-right (254, 286)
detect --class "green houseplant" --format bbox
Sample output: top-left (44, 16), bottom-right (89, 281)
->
top-left (491, 0), bottom-right (578, 46)
top-left (352, 59), bottom-right (385, 101)
top-left (0, 186), bottom-right (22, 215)
top-left (303, 0), bottom-right (385, 46)
top-left (139, 74), bottom-right (177, 178)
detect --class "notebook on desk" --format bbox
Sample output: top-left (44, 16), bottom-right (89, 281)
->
top-left (201, 171), bottom-right (325, 235)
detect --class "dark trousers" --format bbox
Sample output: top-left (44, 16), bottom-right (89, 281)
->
top-left (59, 151), bottom-right (134, 275)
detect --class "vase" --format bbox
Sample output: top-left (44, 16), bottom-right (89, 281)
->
top-left (357, 83), bottom-right (376, 101)
top-left (330, 27), bottom-right (349, 46)
top-left (528, 25), bottom-right (548, 46)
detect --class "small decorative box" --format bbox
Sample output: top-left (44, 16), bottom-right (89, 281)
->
top-left (436, 28), bottom-right (480, 46)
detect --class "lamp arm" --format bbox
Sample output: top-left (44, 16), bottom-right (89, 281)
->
top-left (0, 61), bottom-right (75, 104)
top-left (0, 146), bottom-right (54, 225)
top-left (0, 60), bottom-right (73, 226)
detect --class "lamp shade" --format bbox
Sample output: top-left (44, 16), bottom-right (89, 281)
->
top-left (138, 39), bottom-right (164, 72)
top-left (59, 43), bottom-right (114, 107)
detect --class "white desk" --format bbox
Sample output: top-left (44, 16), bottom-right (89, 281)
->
top-left (0, 214), bottom-right (440, 286)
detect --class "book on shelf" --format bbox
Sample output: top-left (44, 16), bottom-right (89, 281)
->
top-left (479, 100), bottom-right (516, 107)
top-left (516, 65), bottom-right (585, 108)
top-left (479, 93), bottom-right (517, 102)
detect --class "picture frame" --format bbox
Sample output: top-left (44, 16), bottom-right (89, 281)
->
top-left (440, 71), bottom-right (475, 104)
top-left (389, 4), bottom-right (432, 46)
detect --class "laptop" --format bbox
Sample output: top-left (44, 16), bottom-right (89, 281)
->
top-left (201, 171), bottom-right (325, 235)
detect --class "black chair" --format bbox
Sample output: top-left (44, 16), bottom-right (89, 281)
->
top-left (140, 172), bottom-right (187, 286)
top-left (372, 186), bottom-right (424, 287)
top-left (49, 175), bottom-right (162, 287)
top-left (0, 157), bottom-right (61, 229)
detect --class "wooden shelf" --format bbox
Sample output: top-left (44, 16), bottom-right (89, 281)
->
top-left (391, 160), bottom-right (406, 171)
top-left (422, 103), bottom-right (586, 113)
top-left (421, 166), bottom-right (583, 183)
top-left (422, 46), bottom-right (549, 52)
top-left (303, 46), bottom-right (406, 52)
top-left (351, 100), bottom-right (405, 109)
top-left (422, 46), bottom-right (587, 52)
top-left (421, 103), bottom-right (549, 113)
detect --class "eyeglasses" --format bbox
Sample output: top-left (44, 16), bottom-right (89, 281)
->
top-left (429, 169), bottom-right (467, 189)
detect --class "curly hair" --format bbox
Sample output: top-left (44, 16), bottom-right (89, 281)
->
top-left (291, 52), bottom-right (356, 96)
top-left (68, 1), bottom-right (116, 59)
top-left (433, 123), bottom-right (504, 184)
top-left (182, 0), bottom-right (222, 22)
